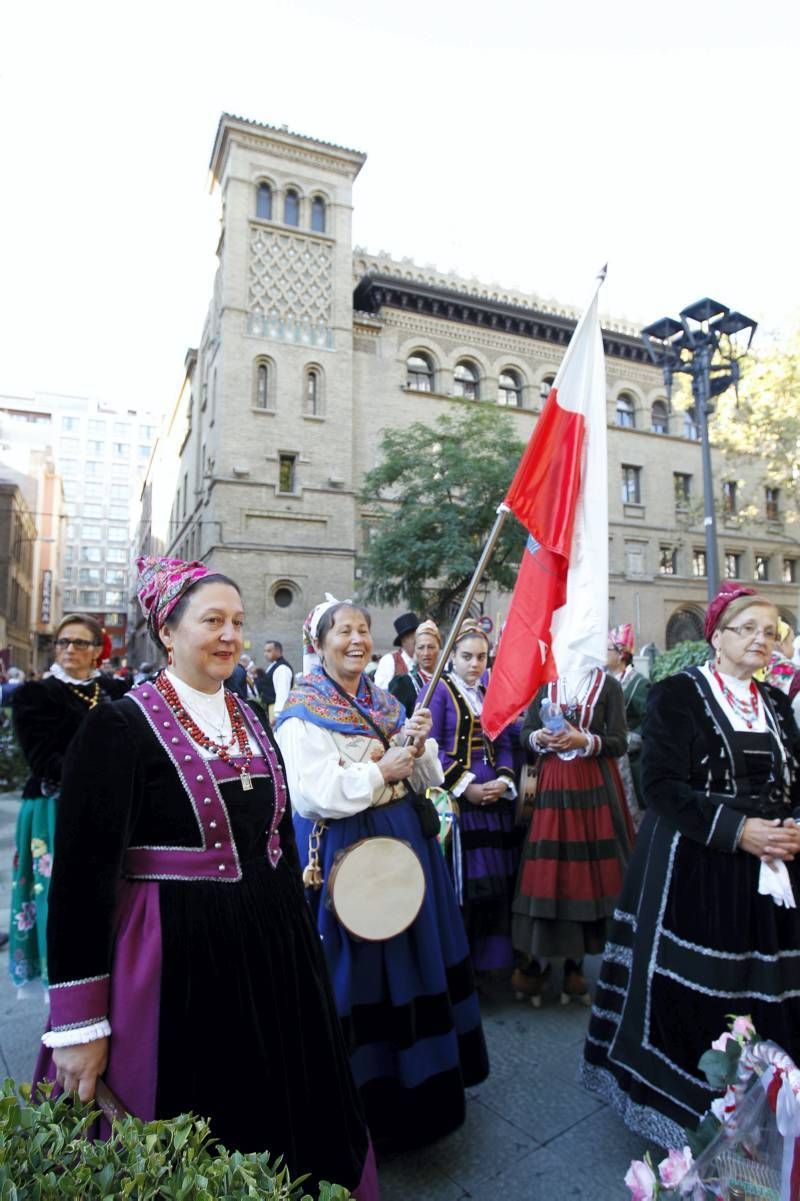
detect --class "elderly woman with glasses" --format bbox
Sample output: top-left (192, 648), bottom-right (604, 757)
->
top-left (9, 614), bottom-right (127, 988)
top-left (582, 583), bottom-right (800, 1148)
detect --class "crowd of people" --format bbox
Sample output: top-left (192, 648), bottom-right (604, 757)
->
top-left (5, 561), bottom-right (800, 1192)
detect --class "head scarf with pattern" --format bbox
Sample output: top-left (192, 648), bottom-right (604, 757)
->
top-left (608, 623), bottom-right (635, 656)
top-left (136, 555), bottom-right (213, 641)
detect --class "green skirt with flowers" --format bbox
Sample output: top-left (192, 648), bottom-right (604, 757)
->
top-left (8, 794), bottom-right (56, 987)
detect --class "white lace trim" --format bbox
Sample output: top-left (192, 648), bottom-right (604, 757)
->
top-left (48, 663), bottom-right (102, 685)
top-left (42, 1020), bottom-right (111, 1047)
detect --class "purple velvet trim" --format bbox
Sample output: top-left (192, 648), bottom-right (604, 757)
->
top-left (104, 880), bottom-right (162, 1120)
top-left (33, 883), bottom-right (162, 1132)
top-left (352, 1138), bottom-right (380, 1201)
top-left (236, 697), bottom-right (288, 867)
top-left (126, 684), bottom-right (287, 878)
top-left (49, 975), bottom-right (110, 1030)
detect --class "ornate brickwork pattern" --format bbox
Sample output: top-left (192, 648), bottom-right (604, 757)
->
top-left (248, 226), bottom-right (333, 348)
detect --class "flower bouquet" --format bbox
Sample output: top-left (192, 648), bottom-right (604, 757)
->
top-left (625, 1017), bottom-right (800, 1201)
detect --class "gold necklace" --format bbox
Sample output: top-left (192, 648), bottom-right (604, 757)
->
top-left (67, 681), bottom-right (101, 709)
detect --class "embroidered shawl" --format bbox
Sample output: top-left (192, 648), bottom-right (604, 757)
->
top-left (275, 666), bottom-right (404, 741)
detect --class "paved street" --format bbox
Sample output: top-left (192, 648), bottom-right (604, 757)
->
top-left (0, 792), bottom-right (650, 1199)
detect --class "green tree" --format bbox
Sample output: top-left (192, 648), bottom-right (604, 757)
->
top-left (358, 405), bottom-right (528, 620)
top-left (711, 328), bottom-right (800, 524)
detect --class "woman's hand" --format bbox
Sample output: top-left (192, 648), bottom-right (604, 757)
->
top-left (403, 707), bottom-right (433, 758)
top-left (739, 818), bottom-right (800, 864)
top-left (547, 721), bottom-right (590, 754)
top-left (53, 1037), bottom-right (109, 1103)
top-left (377, 746), bottom-right (416, 782)
top-left (464, 780), bottom-right (507, 805)
top-left (480, 778), bottom-right (509, 804)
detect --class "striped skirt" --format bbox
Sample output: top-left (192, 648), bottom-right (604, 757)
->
top-left (512, 755), bottom-right (633, 960)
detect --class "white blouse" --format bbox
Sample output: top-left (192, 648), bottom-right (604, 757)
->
top-left (700, 663), bottom-right (767, 733)
top-left (165, 671), bottom-right (261, 756)
top-left (275, 717), bottom-right (443, 821)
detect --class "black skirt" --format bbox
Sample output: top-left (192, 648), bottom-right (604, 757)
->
top-left (581, 805), bottom-right (800, 1146)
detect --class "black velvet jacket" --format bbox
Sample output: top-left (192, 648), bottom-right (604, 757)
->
top-left (12, 674), bottom-right (129, 798)
top-left (47, 694), bottom-right (302, 995)
top-left (641, 666), bottom-right (800, 852)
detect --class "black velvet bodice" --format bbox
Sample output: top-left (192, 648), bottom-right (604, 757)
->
top-left (12, 673), bottom-right (129, 798)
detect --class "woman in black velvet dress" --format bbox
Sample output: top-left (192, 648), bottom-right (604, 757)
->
top-left (35, 557), bottom-right (377, 1200)
top-left (581, 584), bottom-right (800, 1148)
top-left (9, 614), bottom-right (127, 987)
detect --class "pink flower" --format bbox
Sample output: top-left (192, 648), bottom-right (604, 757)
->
top-left (625, 1158), bottom-right (657, 1201)
top-left (14, 901), bottom-right (36, 933)
top-left (730, 1015), bottom-right (755, 1040)
top-left (711, 1032), bottom-right (734, 1051)
top-left (37, 853), bottom-right (52, 878)
top-left (658, 1146), bottom-right (694, 1191)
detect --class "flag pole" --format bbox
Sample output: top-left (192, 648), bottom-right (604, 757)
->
top-left (411, 263), bottom-right (609, 726)
top-left (413, 503), bottom-right (511, 715)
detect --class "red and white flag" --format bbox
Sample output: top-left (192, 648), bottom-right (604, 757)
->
top-left (481, 273), bottom-right (609, 739)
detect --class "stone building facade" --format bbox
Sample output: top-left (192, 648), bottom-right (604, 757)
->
top-left (0, 477), bottom-right (36, 670)
top-left (134, 114), bottom-right (800, 666)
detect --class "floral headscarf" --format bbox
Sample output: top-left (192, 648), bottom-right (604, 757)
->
top-left (136, 556), bottom-right (213, 641)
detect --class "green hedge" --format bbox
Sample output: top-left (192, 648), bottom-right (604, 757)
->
top-left (650, 640), bottom-right (709, 683)
top-left (0, 1080), bottom-right (351, 1200)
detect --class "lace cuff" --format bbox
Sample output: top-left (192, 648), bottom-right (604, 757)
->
top-left (41, 1020), bottom-right (111, 1048)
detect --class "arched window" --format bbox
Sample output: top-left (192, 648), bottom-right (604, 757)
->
top-left (406, 352), bottom-right (434, 392)
top-left (616, 392), bottom-right (636, 428)
top-left (665, 606), bottom-right (705, 649)
top-left (539, 374), bottom-right (556, 402)
top-left (256, 182), bottom-right (272, 220)
top-left (454, 360), bottom-right (480, 400)
top-left (651, 399), bottom-right (669, 433)
top-left (498, 368), bottom-right (523, 407)
top-left (304, 365), bottom-right (323, 416)
top-left (253, 358), bottom-right (275, 411)
top-left (284, 189), bottom-right (300, 226)
top-left (311, 196), bottom-right (326, 233)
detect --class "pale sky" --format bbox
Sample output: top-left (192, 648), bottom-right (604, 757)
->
top-left (2, 0), bottom-right (799, 413)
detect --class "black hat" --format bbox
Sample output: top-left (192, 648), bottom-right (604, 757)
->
top-left (392, 611), bottom-right (420, 646)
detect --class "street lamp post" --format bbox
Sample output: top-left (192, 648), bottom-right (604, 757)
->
top-left (640, 299), bottom-right (757, 602)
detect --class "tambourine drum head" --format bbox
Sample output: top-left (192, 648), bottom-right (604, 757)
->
top-left (329, 836), bottom-right (425, 941)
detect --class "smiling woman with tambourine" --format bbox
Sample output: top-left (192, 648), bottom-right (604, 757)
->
top-left (275, 596), bottom-right (489, 1151)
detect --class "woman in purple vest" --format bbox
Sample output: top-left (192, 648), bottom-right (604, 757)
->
top-left (427, 621), bottom-right (519, 975)
top-left (34, 556), bottom-right (377, 1200)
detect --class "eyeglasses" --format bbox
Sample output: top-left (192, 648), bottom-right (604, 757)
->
top-left (722, 623), bottom-right (778, 641)
top-left (55, 638), bottom-right (97, 650)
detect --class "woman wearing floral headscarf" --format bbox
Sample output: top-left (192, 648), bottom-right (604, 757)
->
top-left (276, 597), bottom-right (488, 1151)
top-left (582, 583), bottom-right (800, 1149)
top-left (9, 613), bottom-right (126, 988)
top-left (34, 559), bottom-right (377, 1199)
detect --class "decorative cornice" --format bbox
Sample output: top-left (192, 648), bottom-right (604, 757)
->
top-left (352, 250), bottom-right (640, 335)
top-left (210, 115), bottom-right (366, 185)
top-left (352, 270), bottom-right (651, 366)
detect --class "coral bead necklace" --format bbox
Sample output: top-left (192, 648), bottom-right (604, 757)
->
top-left (156, 671), bottom-right (254, 790)
top-left (712, 668), bottom-right (760, 729)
